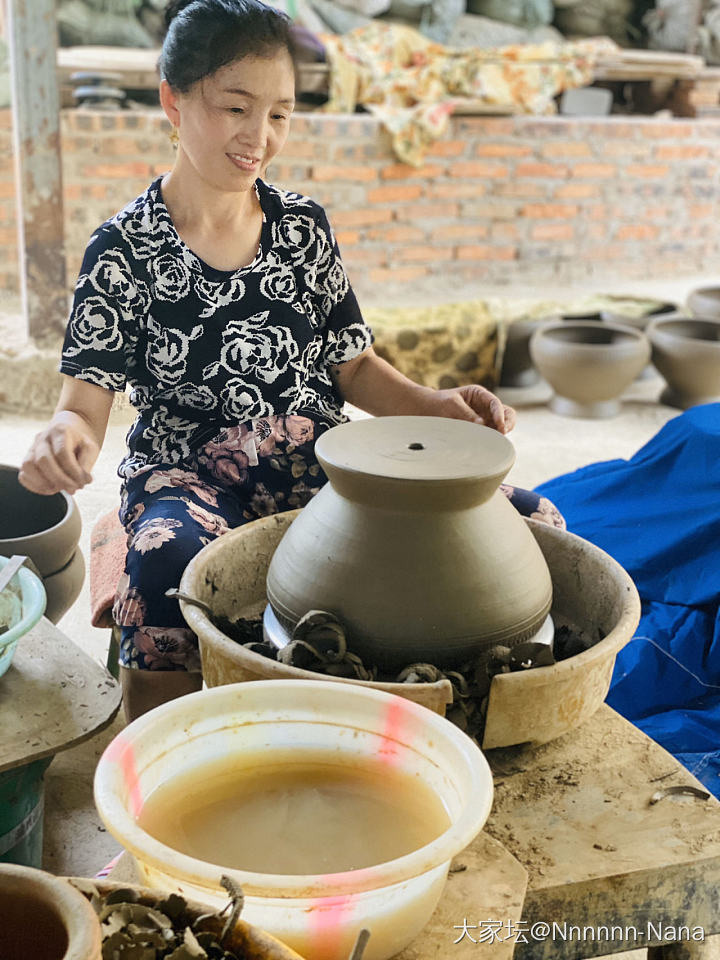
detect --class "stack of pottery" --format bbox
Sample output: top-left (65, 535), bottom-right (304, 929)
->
top-left (529, 320), bottom-right (650, 418)
top-left (0, 466), bottom-right (84, 624)
top-left (647, 315), bottom-right (720, 409)
top-left (265, 417), bottom-right (553, 670)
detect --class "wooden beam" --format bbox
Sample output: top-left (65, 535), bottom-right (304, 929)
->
top-left (7, 0), bottom-right (68, 342)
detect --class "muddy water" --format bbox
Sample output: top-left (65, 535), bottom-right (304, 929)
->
top-left (138, 752), bottom-right (451, 874)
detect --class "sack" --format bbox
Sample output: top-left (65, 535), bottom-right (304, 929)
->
top-left (643, 0), bottom-right (701, 53)
top-left (467, 0), bottom-right (554, 29)
top-left (553, 0), bottom-right (633, 44)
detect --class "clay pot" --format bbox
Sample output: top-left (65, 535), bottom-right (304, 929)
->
top-left (0, 864), bottom-right (102, 960)
top-left (687, 285), bottom-right (720, 319)
top-left (647, 315), bottom-right (720, 409)
top-left (499, 318), bottom-right (542, 387)
top-left (0, 465), bottom-right (83, 623)
top-left (262, 417), bottom-right (552, 671)
top-left (600, 300), bottom-right (679, 331)
top-left (69, 880), bottom-right (306, 960)
top-left (179, 511), bottom-right (640, 749)
top-left (529, 320), bottom-right (651, 418)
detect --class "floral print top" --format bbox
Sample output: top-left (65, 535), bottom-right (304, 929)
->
top-left (59, 177), bottom-right (374, 481)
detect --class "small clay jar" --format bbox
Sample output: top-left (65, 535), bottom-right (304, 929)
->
top-left (0, 465), bottom-right (84, 623)
top-left (647, 315), bottom-right (720, 409)
top-left (529, 320), bottom-right (651, 418)
top-left (266, 417), bottom-right (552, 671)
top-left (687, 286), bottom-right (720, 320)
top-left (0, 864), bottom-right (102, 960)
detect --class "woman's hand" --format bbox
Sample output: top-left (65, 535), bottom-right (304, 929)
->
top-left (334, 349), bottom-right (516, 435)
top-left (429, 384), bottom-right (516, 435)
top-left (18, 376), bottom-right (114, 496)
top-left (20, 413), bottom-right (100, 496)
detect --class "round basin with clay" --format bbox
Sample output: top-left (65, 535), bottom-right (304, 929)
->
top-left (179, 511), bottom-right (640, 750)
top-left (647, 315), bottom-right (720, 409)
top-left (529, 321), bottom-right (650, 418)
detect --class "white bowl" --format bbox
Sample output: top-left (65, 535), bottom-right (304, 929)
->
top-left (94, 680), bottom-right (493, 960)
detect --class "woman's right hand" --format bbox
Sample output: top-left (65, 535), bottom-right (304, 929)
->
top-left (19, 412), bottom-right (100, 496)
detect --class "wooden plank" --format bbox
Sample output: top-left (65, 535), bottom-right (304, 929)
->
top-left (7, 0), bottom-right (68, 342)
top-left (485, 705), bottom-right (720, 959)
top-left (0, 617), bottom-right (122, 773)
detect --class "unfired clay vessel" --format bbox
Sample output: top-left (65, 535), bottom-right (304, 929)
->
top-left (0, 864), bottom-right (102, 960)
top-left (500, 318), bottom-right (542, 387)
top-left (0, 465), bottom-right (84, 623)
top-left (647, 315), bottom-right (720, 409)
top-left (687, 286), bottom-right (720, 320)
top-left (529, 320), bottom-right (651, 418)
top-left (179, 511), bottom-right (640, 749)
top-left (265, 417), bottom-right (552, 670)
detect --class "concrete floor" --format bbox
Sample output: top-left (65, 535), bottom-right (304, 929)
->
top-left (0, 272), bottom-right (715, 959)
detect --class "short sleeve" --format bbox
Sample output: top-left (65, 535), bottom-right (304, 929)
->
top-left (314, 207), bottom-right (374, 366)
top-left (59, 227), bottom-right (144, 392)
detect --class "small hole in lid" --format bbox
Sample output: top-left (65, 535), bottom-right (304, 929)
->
top-left (408, 443), bottom-right (425, 450)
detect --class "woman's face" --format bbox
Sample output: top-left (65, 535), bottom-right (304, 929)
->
top-left (168, 49), bottom-right (295, 192)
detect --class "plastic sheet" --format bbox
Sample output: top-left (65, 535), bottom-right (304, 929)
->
top-left (535, 404), bottom-right (720, 796)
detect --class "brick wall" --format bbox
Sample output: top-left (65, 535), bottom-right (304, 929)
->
top-left (1, 108), bottom-right (719, 301)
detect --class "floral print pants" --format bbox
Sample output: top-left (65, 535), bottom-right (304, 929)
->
top-left (112, 415), bottom-right (565, 672)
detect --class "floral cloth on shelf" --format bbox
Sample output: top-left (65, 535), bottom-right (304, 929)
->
top-left (321, 22), bottom-right (617, 164)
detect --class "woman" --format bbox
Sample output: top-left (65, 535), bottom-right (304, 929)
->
top-left (20, 0), bottom-right (526, 721)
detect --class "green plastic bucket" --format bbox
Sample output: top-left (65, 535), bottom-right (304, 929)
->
top-left (0, 757), bottom-right (53, 867)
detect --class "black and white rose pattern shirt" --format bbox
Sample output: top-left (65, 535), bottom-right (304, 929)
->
top-left (60, 177), bottom-right (373, 480)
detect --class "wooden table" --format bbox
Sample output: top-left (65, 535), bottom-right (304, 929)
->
top-left (482, 704), bottom-right (720, 960)
top-left (0, 617), bottom-right (122, 775)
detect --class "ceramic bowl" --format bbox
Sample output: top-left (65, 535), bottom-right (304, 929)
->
top-left (530, 320), bottom-right (651, 418)
top-left (687, 286), bottom-right (720, 320)
top-left (647, 315), bottom-right (720, 408)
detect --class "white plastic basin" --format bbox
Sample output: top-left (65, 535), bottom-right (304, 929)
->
top-left (94, 679), bottom-right (493, 960)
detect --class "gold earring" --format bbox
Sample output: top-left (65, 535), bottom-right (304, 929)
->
top-left (169, 126), bottom-right (179, 149)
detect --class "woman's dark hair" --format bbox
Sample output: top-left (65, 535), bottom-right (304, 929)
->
top-left (160, 0), bottom-right (298, 92)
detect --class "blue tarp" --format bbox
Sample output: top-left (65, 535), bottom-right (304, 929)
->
top-left (535, 403), bottom-right (720, 795)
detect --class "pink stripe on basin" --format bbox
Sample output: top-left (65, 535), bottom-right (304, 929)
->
top-left (104, 735), bottom-right (143, 818)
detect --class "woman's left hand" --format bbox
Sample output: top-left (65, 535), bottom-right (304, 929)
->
top-left (429, 384), bottom-right (516, 434)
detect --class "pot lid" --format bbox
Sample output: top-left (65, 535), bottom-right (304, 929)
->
top-left (315, 416), bottom-right (515, 484)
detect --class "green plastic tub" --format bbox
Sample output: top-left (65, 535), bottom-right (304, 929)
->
top-left (0, 757), bottom-right (53, 868)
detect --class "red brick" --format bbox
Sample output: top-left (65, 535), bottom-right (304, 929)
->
top-left (380, 163), bottom-right (444, 180)
top-left (332, 208), bottom-right (393, 228)
top-left (626, 164), bottom-right (671, 178)
top-left (449, 162), bottom-right (508, 179)
top-left (640, 122), bottom-right (695, 139)
top-left (367, 184), bottom-right (423, 203)
top-left (397, 245), bottom-right (453, 262)
top-left (426, 139), bottom-right (467, 157)
top-left (516, 162), bottom-right (569, 179)
top-left (474, 143), bottom-right (532, 158)
top-left (367, 225), bottom-right (426, 243)
top-left (342, 248), bottom-right (388, 265)
top-left (554, 182), bottom-right (601, 199)
top-left (312, 165), bottom-right (378, 183)
top-left (369, 266), bottom-right (428, 284)
top-left (0, 182), bottom-right (15, 199)
top-left (335, 230), bottom-right (360, 246)
top-left (540, 141), bottom-right (592, 158)
top-left (690, 203), bottom-right (714, 219)
top-left (494, 182), bottom-right (546, 198)
top-left (589, 205), bottom-right (608, 220)
top-left (531, 222), bottom-right (575, 241)
top-left (455, 245), bottom-right (516, 261)
top-left (401, 201), bottom-right (460, 219)
top-left (0, 110), bottom-right (13, 131)
top-left (522, 203), bottom-right (578, 219)
top-left (427, 183), bottom-right (486, 200)
top-left (571, 163), bottom-right (616, 179)
top-left (0, 227), bottom-right (17, 245)
top-left (655, 144), bottom-right (710, 160)
top-left (616, 224), bottom-right (659, 240)
top-left (432, 224), bottom-right (489, 241)
top-left (491, 222), bottom-right (520, 240)
top-left (82, 162), bottom-right (151, 179)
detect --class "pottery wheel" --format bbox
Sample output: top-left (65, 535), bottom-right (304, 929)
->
top-left (315, 416), bottom-right (515, 483)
